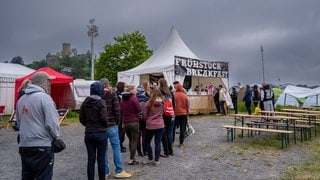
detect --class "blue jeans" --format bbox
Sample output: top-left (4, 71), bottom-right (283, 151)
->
top-left (145, 128), bottom-right (164, 161)
top-left (168, 116), bottom-right (175, 143)
top-left (19, 147), bottom-right (54, 180)
top-left (85, 131), bottom-right (107, 180)
top-left (105, 125), bottom-right (123, 174)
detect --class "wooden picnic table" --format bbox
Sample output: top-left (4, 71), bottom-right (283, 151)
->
top-left (281, 108), bottom-right (320, 114)
top-left (261, 110), bottom-right (319, 138)
top-left (229, 114), bottom-right (301, 144)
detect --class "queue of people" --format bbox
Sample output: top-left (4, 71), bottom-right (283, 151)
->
top-left (79, 78), bottom-right (189, 179)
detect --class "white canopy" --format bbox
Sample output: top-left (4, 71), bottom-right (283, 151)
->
top-left (275, 93), bottom-right (299, 107)
top-left (278, 85), bottom-right (320, 107)
top-left (0, 63), bottom-right (34, 115)
top-left (118, 27), bottom-right (204, 86)
top-left (283, 85), bottom-right (320, 98)
top-left (0, 63), bottom-right (35, 82)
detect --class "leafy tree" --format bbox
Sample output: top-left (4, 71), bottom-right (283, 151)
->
top-left (11, 56), bottom-right (24, 65)
top-left (70, 54), bottom-right (91, 79)
top-left (27, 59), bottom-right (47, 69)
top-left (95, 31), bottom-right (153, 86)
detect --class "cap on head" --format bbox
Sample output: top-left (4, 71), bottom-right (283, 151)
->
top-left (31, 71), bottom-right (56, 85)
top-left (173, 81), bottom-right (179, 85)
top-left (31, 71), bottom-right (55, 93)
top-left (100, 78), bottom-right (110, 86)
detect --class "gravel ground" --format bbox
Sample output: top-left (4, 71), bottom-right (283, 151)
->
top-left (0, 115), bottom-right (312, 180)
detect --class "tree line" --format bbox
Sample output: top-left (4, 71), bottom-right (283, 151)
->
top-left (6, 31), bottom-right (153, 87)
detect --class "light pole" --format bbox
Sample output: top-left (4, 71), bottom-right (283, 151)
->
top-left (260, 45), bottom-right (265, 82)
top-left (87, 19), bottom-right (99, 80)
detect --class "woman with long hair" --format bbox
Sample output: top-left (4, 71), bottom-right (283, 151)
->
top-left (143, 89), bottom-right (165, 166)
top-left (158, 78), bottom-right (175, 156)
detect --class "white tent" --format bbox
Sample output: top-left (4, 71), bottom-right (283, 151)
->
top-left (118, 26), bottom-right (228, 88)
top-left (275, 93), bottom-right (299, 107)
top-left (278, 85), bottom-right (320, 107)
top-left (0, 63), bottom-right (35, 114)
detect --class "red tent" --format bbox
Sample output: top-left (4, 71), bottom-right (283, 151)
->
top-left (15, 67), bottom-right (74, 109)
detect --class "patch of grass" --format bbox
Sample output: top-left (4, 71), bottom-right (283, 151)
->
top-left (0, 115), bottom-right (10, 128)
top-left (61, 110), bottom-right (80, 125)
top-left (281, 141), bottom-right (320, 179)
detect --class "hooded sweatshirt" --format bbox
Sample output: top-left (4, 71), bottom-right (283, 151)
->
top-left (120, 92), bottom-right (141, 123)
top-left (80, 82), bottom-right (108, 133)
top-left (143, 98), bottom-right (165, 130)
top-left (16, 84), bottom-right (60, 147)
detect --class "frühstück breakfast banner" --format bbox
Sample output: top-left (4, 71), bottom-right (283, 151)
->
top-left (174, 56), bottom-right (229, 78)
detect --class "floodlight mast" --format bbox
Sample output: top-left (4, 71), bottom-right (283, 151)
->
top-left (260, 45), bottom-right (265, 82)
top-left (87, 19), bottom-right (99, 80)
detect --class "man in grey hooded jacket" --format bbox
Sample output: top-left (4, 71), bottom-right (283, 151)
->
top-left (16, 71), bottom-right (61, 180)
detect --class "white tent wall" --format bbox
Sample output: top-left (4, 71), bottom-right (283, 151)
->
top-left (303, 95), bottom-right (320, 107)
top-left (0, 81), bottom-right (15, 115)
top-left (0, 63), bottom-right (35, 115)
top-left (275, 93), bottom-right (299, 107)
top-left (281, 85), bottom-right (320, 107)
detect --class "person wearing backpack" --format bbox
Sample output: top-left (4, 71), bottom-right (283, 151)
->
top-left (159, 78), bottom-right (174, 157)
top-left (252, 85), bottom-right (260, 108)
top-left (260, 83), bottom-right (275, 112)
top-left (136, 85), bottom-right (149, 157)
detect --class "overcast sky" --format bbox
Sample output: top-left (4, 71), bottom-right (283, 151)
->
top-left (1, 0), bottom-right (319, 86)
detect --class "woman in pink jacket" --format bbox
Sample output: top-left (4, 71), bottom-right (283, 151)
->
top-left (142, 89), bottom-right (165, 166)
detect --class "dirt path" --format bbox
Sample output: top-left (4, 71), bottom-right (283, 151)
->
top-left (0, 115), bottom-right (311, 179)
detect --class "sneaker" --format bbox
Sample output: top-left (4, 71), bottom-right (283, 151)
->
top-left (105, 172), bottom-right (110, 178)
top-left (128, 160), bottom-right (139, 165)
top-left (114, 171), bottom-right (131, 179)
top-left (153, 161), bottom-right (160, 166)
top-left (160, 153), bottom-right (169, 158)
top-left (142, 159), bottom-right (153, 165)
top-left (179, 144), bottom-right (184, 148)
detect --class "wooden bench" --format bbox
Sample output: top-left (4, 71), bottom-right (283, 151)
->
top-left (222, 125), bottom-right (294, 149)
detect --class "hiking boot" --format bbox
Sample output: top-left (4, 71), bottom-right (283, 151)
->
top-left (114, 171), bottom-right (131, 179)
top-left (153, 161), bottom-right (160, 166)
top-left (179, 144), bottom-right (184, 148)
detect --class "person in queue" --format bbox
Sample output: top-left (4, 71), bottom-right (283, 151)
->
top-left (120, 85), bottom-right (141, 165)
top-left (136, 84), bottom-right (149, 157)
top-left (115, 81), bottom-right (127, 153)
top-left (230, 87), bottom-right (238, 114)
top-left (16, 71), bottom-right (60, 180)
top-left (242, 84), bottom-right (252, 115)
top-left (158, 78), bottom-right (175, 157)
top-left (261, 82), bottom-right (274, 112)
top-left (100, 78), bottom-right (131, 179)
top-left (80, 81), bottom-right (108, 180)
top-left (173, 83), bottom-right (189, 148)
top-left (142, 89), bottom-right (165, 166)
